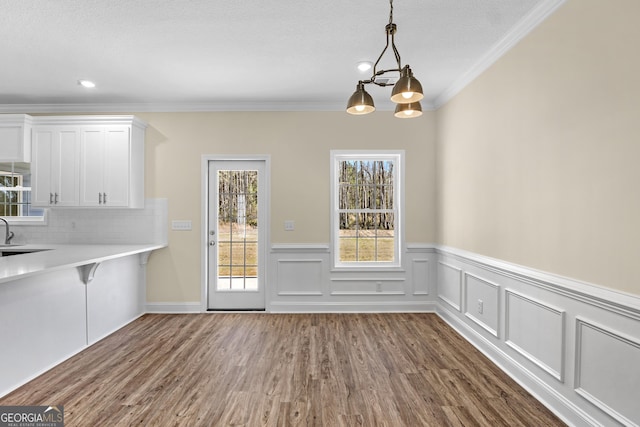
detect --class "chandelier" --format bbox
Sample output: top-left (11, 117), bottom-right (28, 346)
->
top-left (346, 0), bottom-right (424, 118)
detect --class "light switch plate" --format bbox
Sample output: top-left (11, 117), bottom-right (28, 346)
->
top-left (172, 220), bottom-right (192, 231)
top-left (284, 220), bottom-right (295, 231)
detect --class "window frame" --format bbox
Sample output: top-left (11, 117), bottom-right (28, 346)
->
top-left (0, 162), bottom-right (47, 225)
top-left (330, 150), bottom-right (404, 270)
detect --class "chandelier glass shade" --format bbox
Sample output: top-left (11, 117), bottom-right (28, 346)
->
top-left (346, 0), bottom-right (424, 118)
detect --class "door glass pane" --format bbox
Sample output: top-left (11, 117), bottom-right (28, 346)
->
top-left (217, 170), bottom-right (258, 291)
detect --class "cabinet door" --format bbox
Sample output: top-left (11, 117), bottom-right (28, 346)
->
top-left (55, 130), bottom-right (80, 206)
top-left (0, 115), bottom-right (31, 162)
top-left (102, 127), bottom-right (130, 207)
top-left (32, 128), bottom-right (80, 207)
top-left (31, 129), bottom-right (54, 206)
top-left (79, 129), bottom-right (105, 206)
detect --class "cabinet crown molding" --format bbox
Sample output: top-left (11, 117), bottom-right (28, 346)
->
top-left (28, 115), bottom-right (147, 129)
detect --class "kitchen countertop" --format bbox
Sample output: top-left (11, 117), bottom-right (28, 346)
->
top-left (0, 243), bottom-right (166, 284)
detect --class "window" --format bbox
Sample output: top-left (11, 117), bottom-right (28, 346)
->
top-left (0, 162), bottom-right (45, 222)
top-left (331, 151), bottom-right (403, 268)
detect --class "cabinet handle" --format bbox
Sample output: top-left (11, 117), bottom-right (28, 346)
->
top-left (103, 193), bottom-right (107, 204)
top-left (54, 193), bottom-right (59, 204)
top-left (98, 193), bottom-right (103, 204)
top-left (49, 193), bottom-right (53, 204)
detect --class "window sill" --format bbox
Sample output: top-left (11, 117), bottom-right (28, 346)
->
top-left (3, 212), bottom-right (48, 226)
top-left (330, 266), bottom-right (406, 273)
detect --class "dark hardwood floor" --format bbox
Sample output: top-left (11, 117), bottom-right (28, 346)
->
top-left (0, 313), bottom-right (566, 426)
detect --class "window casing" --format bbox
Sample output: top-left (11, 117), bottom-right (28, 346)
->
top-left (331, 151), bottom-right (403, 268)
top-left (0, 162), bottom-right (45, 223)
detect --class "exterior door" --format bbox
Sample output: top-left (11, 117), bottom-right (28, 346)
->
top-left (207, 159), bottom-right (266, 310)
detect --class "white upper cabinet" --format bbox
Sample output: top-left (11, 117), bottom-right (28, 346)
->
top-left (31, 116), bottom-right (146, 208)
top-left (0, 114), bottom-right (32, 162)
top-left (31, 127), bottom-right (80, 207)
top-left (79, 126), bottom-right (132, 207)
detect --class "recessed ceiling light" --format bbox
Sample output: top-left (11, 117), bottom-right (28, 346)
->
top-left (78, 79), bottom-right (96, 88)
top-left (357, 61), bottom-right (373, 72)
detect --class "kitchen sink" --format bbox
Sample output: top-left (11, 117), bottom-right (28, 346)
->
top-left (0, 248), bottom-right (52, 257)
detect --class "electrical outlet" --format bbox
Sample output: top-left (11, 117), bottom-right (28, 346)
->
top-left (284, 220), bottom-right (295, 231)
top-left (171, 220), bottom-right (192, 231)
top-left (477, 299), bottom-right (484, 314)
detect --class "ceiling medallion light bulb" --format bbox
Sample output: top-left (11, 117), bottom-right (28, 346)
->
top-left (78, 79), bottom-right (96, 88)
top-left (394, 102), bottom-right (423, 119)
top-left (357, 61), bottom-right (373, 72)
top-left (346, 0), bottom-right (424, 118)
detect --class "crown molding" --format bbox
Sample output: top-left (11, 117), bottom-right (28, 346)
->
top-left (0, 102), bottom-right (338, 114)
top-left (0, 99), bottom-right (437, 114)
top-left (433, 0), bottom-right (566, 109)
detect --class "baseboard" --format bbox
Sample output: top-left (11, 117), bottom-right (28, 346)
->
top-left (268, 300), bottom-right (437, 313)
top-left (145, 302), bottom-right (202, 313)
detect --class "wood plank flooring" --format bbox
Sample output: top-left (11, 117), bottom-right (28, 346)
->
top-left (0, 313), bottom-right (566, 426)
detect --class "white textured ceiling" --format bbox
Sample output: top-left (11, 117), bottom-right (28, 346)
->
top-left (0, 0), bottom-right (564, 112)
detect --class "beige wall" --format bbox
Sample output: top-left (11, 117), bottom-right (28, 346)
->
top-left (437, 0), bottom-right (640, 295)
top-left (136, 111), bottom-right (437, 302)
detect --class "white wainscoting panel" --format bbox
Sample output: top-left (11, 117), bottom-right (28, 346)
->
top-left (330, 277), bottom-right (405, 295)
top-left (464, 272), bottom-right (499, 338)
top-left (276, 259), bottom-right (323, 296)
top-left (436, 246), bottom-right (640, 427)
top-left (574, 318), bottom-right (640, 427)
top-left (438, 261), bottom-right (462, 311)
top-left (505, 290), bottom-right (565, 381)
top-left (411, 258), bottom-right (430, 295)
top-left (268, 244), bottom-right (437, 312)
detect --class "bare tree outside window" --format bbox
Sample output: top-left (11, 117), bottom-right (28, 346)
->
top-left (336, 156), bottom-right (399, 264)
top-left (0, 162), bottom-right (44, 218)
top-left (217, 170), bottom-right (258, 282)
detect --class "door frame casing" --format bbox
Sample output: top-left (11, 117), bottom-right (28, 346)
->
top-left (201, 154), bottom-right (271, 312)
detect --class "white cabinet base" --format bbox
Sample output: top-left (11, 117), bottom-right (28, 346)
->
top-left (0, 254), bottom-right (146, 397)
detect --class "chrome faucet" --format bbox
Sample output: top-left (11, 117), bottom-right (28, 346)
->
top-left (0, 218), bottom-right (15, 245)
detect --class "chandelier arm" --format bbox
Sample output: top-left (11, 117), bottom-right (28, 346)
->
top-left (370, 31), bottom-right (391, 82)
top-left (361, 68), bottom-right (403, 86)
top-left (391, 31), bottom-right (402, 69)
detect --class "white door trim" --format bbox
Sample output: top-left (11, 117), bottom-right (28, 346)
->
top-left (201, 154), bottom-right (271, 312)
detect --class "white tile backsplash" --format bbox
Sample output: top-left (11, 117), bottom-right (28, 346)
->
top-left (9, 198), bottom-right (168, 245)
